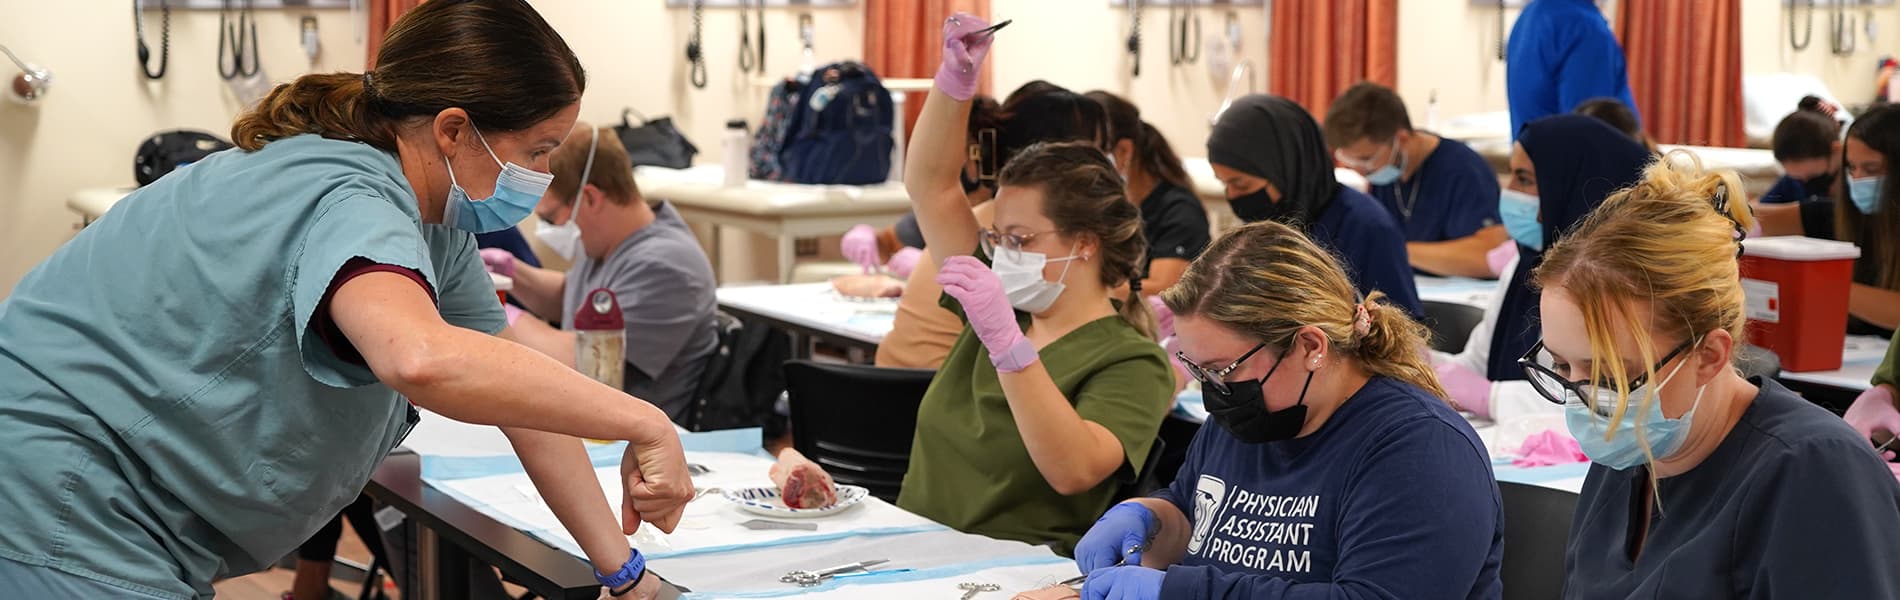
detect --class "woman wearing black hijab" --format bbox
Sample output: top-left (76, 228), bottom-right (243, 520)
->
top-left (1207, 95), bottom-right (1423, 317)
top-left (1433, 115), bottom-right (1650, 431)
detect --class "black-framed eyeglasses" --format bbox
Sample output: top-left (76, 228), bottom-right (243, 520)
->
top-left (978, 227), bottom-right (1059, 262)
top-left (1517, 338), bottom-right (1696, 417)
top-left (1177, 342), bottom-right (1270, 396)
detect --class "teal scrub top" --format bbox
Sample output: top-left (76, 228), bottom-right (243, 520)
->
top-left (0, 134), bottom-right (505, 599)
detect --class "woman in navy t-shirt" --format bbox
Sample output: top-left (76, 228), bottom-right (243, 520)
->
top-left (1075, 221), bottom-right (1502, 599)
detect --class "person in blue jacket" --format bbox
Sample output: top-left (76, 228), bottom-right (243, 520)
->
top-left (1076, 221), bottom-right (1502, 599)
top-left (1206, 94), bottom-right (1424, 318)
top-left (1507, 0), bottom-right (1638, 137)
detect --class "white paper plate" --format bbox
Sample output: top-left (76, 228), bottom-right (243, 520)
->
top-left (722, 485), bottom-right (868, 518)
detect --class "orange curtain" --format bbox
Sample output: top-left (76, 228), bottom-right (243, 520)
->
top-left (1269, 0), bottom-right (1397, 118)
top-left (1616, 0), bottom-right (1744, 147)
top-left (367, 0), bottom-right (425, 69)
top-left (864, 0), bottom-right (991, 137)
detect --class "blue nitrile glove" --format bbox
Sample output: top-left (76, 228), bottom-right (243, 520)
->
top-left (1075, 502), bottom-right (1157, 573)
top-left (1082, 565), bottom-right (1165, 600)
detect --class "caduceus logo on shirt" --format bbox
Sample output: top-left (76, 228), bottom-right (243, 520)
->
top-left (1187, 475), bottom-right (1229, 555)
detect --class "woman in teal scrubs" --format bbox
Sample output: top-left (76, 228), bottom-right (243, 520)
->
top-left (0, 2), bottom-right (690, 598)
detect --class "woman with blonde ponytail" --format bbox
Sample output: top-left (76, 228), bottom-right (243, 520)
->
top-left (1529, 159), bottom-right (1900, 598)
top-left (1074, 221), bottom-right (1503, 599)
top-left (0, 2), bottom-right (690, 598)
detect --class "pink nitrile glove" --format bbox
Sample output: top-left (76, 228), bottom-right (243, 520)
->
top-left (886, 247), bottom-right (924, 280)
top-left (1845, 385), bottom-right (1900, 461)
top-left (1486, 241), bottom-right (1518, 278)
top-left (934, 13), bottom-right (996, 102)
top-left (1435, 360), bottom-right (1493, 419)
top-left (1147, 295), bottom-right (1175, 341)
top-left (938, 255), bottom-right (1036, 371)
top-left (503, 304), bottom-right (527, 327)
top-left (480, 248), bottom-right (517, 278)
top-left (1511, 428), bottom-right (1587, 467)
top-left (841, 224), bottom-right (882, 274)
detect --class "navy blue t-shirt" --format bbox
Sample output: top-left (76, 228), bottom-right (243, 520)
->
top-left (1563, 378), bottom-right (1900, 599)
top-left (1369, 138), bottom-right (1500, 243)
top-left (1759, 175), bottom-right (1811, 205)
top-left (1152, 377), bottom-right (1503, 599)
top-left (1311, 187), bottom-right (1425, 318)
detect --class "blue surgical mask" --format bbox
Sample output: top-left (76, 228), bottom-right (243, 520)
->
top-left (1499, 189), bottom-right (1543, 251)
top-left (1564, 357), bottom-right (1704, 471)
top-left (443, 128), bottom-right (555, 234)
top-left (1365, 144), bottom-right (1404, 186)
top-left (1851, 175), bottom-right (1884, 214)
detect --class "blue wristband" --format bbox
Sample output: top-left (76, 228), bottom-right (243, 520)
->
top-left (594, 550), bottom-right (647, 591)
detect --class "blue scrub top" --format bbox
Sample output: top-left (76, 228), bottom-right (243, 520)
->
top-left (0, 135), bottom-right (504, 598)
top-left (1506, 0), bottom-right (1639, 137)
top-left (1368, 137), bottom-right (1501, 244)
top-left (1311, 187), bottom-right (1425, 318)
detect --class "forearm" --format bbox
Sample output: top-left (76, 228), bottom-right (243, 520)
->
top-left (996, 363), bottom-right (1124, 495)
top-left (505, 426), bottom-right (629, 574)
top-left (905, 87), bottom-right (981, 263)
top-left (506, 316), bottom-right (579, 368)
top-left (512, 262), bottom-right (567, 320)
top-left (1132, 498), bottom-right (1191, 567)
top-left (1850, 284), bottom-right (1900, 330)
top-left (394, 325), bottom-right (669, 444)
top-left (1753, 203), bottom-right (1806, 237)
top-left (1407, 227), bottom-right (1507, 279)
top-left (1141, 258), bottom-right (1189, 295)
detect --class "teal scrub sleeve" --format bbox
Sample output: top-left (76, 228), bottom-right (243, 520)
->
top-left (292, 194), bottom-right (436, 388)
top-left (421, 224), bottom-right (508, 336)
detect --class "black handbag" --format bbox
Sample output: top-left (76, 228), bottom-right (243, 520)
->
top-left (615, 108), bottom-right (698, 169)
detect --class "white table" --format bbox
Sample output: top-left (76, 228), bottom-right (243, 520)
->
top-left (1777, 334), bottom-right (1889, 392)
top-left (1415, 275), bottom-right (1498, 309)
top-left (1438, 116), bottom-right (1783, 198)
top-left (635, 166), bottom-right (914, 284)
top-left (67, 186), bottom-right (136, 225)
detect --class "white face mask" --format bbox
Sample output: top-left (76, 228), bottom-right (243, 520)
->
top-left (992, 242), bottom-right (1080, 313)
top-left (535, 128), bottom-right (598, 262)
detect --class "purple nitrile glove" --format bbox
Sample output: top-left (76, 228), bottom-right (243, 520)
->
top-left (1147, 295), bottom-right (1174, 341)
top-left (841, 224), bottom-right (881, 274)
top-left (503, 304), bottom-right (527, 327)
top-left (1075, 502), bottom-right (1156, 573)
top-left (1486, 241), bottom-right (1517, 278)
top-left (937, 255), bottom-right (1035, 371)
top-left (886, 247), bottom-right (924, 280)
top-left (480, 248), bottom-right (517, 278)
top-left (934, 12), bottom-right (996, 102)
top-left (1435, 360), bottom-right (1493, 419)
top-left (1845, 385), bottom-right (1900, 463)
top-left (1082, 565), bottom-right (1165, 600)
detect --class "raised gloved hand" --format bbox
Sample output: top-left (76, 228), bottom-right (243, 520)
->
top-left (480, 248), bottom-right (517, 278)
top-left (1147, 295), bottom-right (1174, 341)
top-left (935, 12), bottom-right (997, 101)
top-left (1435, 360), bottom-right (1493, 419)
top-left (1082, 565), bottom-right (1165, 600)
top-left (1844, 384), bottom-right (1900, 462)
top-left (1485, 241), bottom-right (1517, 278)
top-left (886, 247), bottom-right (924, 280)
top-left (841, 224), bottom-right (882, 274)
top-left (1075, 502), bottom-right (1157, 573)
top-left (937, 256), bottom-right (1034, 372)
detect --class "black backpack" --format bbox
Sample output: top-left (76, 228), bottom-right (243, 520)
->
top-left (688, 311), bottom-right (791, 432)
top-left (134, 130), bottom-right (233, 187)
top-left (777, 61), bottom-right (894, 185)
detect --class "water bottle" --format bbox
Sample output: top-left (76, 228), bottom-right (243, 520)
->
top-left (573, 287), bottom-right (626, 392)
top-left (723, 118), bottom-right (750, 187)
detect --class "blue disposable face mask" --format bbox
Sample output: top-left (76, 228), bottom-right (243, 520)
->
top-left (1564, 355), bottom-right (1704, 471)
top-left (1364, 142), bottom-right (1404, 186)
top-left (1851, 175), bottom-right (1883, 214)
top-left (1499, 189), bottom-right (1543, 250)
top-left (443, 128), bottom-right (555, 234)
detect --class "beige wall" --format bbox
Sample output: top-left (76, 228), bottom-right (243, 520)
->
top-left (1740, 0), bottom-right (1900, 106)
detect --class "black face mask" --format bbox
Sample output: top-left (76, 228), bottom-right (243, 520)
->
top-left (1202, 347), bottom-right (1316, 443)
top-left (1803, 172), bottom-right (1837, 198)
top-left (1228, 188), bottom-right (1291, 223)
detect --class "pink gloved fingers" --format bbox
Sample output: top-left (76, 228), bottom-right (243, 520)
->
top-left (1485, 241), bottom-right (1517, 278)
top-left (503, 304), bottom-right (526, 327)
top-left (938, 256), bottom-right (1021, 352)
top-left (1844, 385), bottom-right (1900, 442)
top-left (934, 12), bottom-right (994, 101)
top-left (480, 248), bottom-right (517, 278)
top-left (1434, 360), bottom-right (1493, 419)
top-left (885, 247), bottom-right (924, 280)
top-left (841, 224), bottom-right (881, 274)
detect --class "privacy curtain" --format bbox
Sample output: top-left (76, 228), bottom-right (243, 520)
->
top-left (864, 0), bottom-right (991, 136)
top-left (1616, 0), bottom-right (1744, 147)
top-left (367, 0), bottom-right (425, 69)
top-left (1269, 0), bottom-right (1397, 118)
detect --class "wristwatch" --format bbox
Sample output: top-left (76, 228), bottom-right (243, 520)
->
top-left (595, 550), bottom-right (647, 596)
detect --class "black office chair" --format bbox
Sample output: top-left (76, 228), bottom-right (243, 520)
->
top-left (783, 361), bottom-right (937, 502)
top-left (1421, 300), bottom-right (1486, 354)
top-left (1498, 481), bottom-right (1580, 600)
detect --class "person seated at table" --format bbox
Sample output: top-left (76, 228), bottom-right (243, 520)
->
top-left (1572, 97), bottom-right (1658, 154)
top-left (894, 14), bottom-right (1174, 556)
top-left (1433, 115), bottom-right (1650, 440)
top-left (1324, 82), bottom-right (1507, 279)
top-left (1528, 158), bottom-right (1900, 598)
top-left (1209, 94), bottom-right (1423, 317)
top-left (1843, 330), bottom-right (1900, 484)
top-left (876, 82), bottom-right (1113, 370)
top-left (1758, 96), bottom-right (1843, 205)
top-left (1075, 220), bottom-right (1502, 599)
top-left (1755, 104), bottom-right (1900, 338)
top-left (1085, 91), bottom-right (1209, 296)
top-left (482, 123), bottom-right (719, 426)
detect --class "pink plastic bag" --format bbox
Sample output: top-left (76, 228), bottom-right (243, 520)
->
top-left (1512, 429), bottom-right (1587, 467)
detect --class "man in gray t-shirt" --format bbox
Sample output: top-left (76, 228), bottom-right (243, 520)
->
top-left (489, 124), bottom-right (718, 425)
